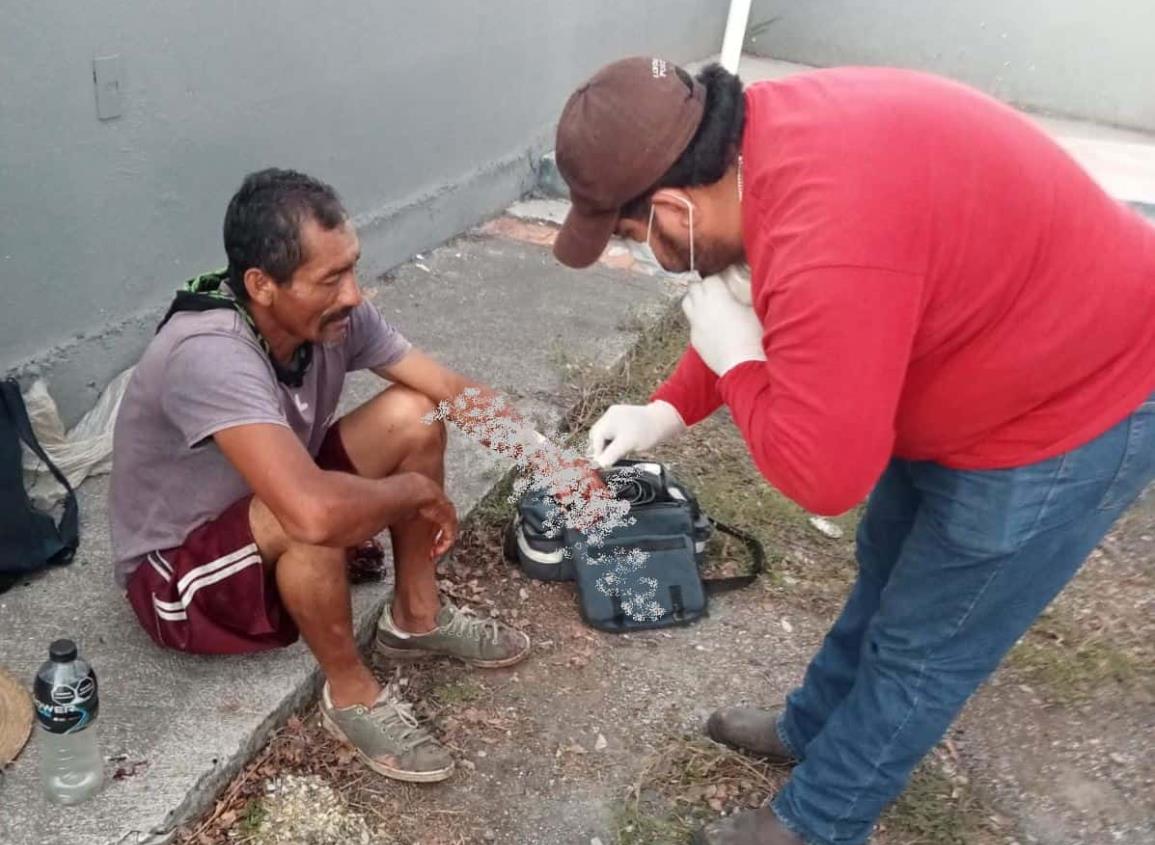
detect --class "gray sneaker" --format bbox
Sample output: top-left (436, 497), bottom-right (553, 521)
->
top-left (319, 683), bottom-right (454, 782)
top-left (376, 602), bottom-right (531, 669)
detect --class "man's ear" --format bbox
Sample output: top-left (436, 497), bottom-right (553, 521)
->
top-left (244, 267), bottom-right (277, 307)
top-left (651, 190), bottom-right (694, 233)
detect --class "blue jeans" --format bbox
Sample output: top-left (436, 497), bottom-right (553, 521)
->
top-left (773, 392), bottom-right (1155, 845)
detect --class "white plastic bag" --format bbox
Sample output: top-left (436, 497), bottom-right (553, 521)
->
top-left (21, 368), bottom-right (134, 508)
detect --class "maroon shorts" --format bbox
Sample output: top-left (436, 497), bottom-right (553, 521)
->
top-left (125, 425), bottom-right (357, 655)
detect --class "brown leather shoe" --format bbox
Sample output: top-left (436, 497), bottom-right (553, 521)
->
top-left (705, 707), bottom-right (798, 764)
top-left (693, 807), bottom-right (804, 844)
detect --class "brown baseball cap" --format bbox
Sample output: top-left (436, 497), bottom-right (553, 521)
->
top-left (553, 56), bottom-right (705, 269)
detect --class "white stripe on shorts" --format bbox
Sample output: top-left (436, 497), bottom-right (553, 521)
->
top-left (152, 597), bottom-right (188, 622)
top-left (174, 542), bottom-right (260, 595)
top-left (152, 552), bottom-right (262, 613)
top-left (147, 555), bottom-right (172, 582)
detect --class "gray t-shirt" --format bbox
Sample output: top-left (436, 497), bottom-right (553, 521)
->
top-left (109, 300), bottom-right (410, 584)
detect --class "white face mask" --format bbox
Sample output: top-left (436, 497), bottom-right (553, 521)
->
top-left (646, 192), bottom-right (697, 278)
top-left (632, 237), bottom-right (662, 271)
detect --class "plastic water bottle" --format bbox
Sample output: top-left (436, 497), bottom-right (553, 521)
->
top-left (33, 639), bottom-right (103, 804)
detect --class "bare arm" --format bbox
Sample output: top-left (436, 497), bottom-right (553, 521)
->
top-left (378, 349), bottom-right (522, 450)
top-left (380, 350), bottom-right (606, 495)
top-left (214, 423), bottom-right (457, 554)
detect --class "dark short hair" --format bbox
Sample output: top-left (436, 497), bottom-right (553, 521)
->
top-left (620, 63), bottom-right (746, 220)
top-left (223, 168), bottom-right (348, 301)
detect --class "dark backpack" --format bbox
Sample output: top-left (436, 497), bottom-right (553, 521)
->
top-left (504, 460), bottom-right (765, 632)
top-left (0, 379), bottom-right (80, 592)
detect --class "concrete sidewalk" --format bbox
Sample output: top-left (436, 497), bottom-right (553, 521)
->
top-left (0, 208), bottom-right (679, 845)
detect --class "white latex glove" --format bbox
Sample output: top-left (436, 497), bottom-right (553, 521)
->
top-left (718, 262), bottom-right (753, 305)
top-left (681, 275), bottom-right (767, 376)
top-left (587, 400), bottom-right (686, 468)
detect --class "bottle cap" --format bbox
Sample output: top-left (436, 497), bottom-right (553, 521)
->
top-left (48, 639), bottom-right (77, 663)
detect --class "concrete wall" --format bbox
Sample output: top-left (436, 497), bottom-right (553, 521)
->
top-left (0, 1), bottom-right (725, 422)
top-left (745, 1), bottom-right (1155, 132)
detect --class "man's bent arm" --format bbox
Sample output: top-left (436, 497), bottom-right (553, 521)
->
top-left (380, 350), bottom-right (599, 475)
top-left (379, 350), bottom-right (529, 449)
top-left (214, 423), bottom-right (455, 551)
top-left (651, 345), bottom-right (724, 427)
top-left (720, 265), bottom-right (923, 515)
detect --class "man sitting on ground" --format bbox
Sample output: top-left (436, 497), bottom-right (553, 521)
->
top-left (110, 168), bottom-right (567, 782)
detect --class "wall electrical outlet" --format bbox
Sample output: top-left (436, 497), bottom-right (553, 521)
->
top-left (93, 55), bottom-right (123, 120)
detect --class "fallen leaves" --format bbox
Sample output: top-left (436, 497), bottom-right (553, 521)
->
top-left (622, 733), bottom-right (787, 822)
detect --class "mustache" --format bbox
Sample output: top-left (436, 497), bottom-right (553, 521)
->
top-left (321, 307), bottom-right (354, 327)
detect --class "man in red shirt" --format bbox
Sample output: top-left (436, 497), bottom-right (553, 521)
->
top-left (552, 58), bottom-right (1155, 845)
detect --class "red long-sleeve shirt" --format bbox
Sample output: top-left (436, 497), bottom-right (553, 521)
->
top-left (653, 68), bottom-right (1155, 515)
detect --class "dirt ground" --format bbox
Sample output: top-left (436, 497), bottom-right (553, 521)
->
top-left (176, 314), bottom-right (1154, 845)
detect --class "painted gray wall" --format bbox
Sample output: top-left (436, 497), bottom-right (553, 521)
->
top-left (0, 1), bottom-right (725, 422)
top-left (745, 1), bottom-right (1155, 132)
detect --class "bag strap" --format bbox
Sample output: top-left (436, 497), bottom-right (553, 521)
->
top-left (702, 517), bottom-right (766, 594)
top-left (0, 380), bottom-right (79, 564)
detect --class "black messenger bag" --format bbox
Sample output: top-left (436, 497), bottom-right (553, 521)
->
top-left (504, 460), bottom-right (765, 632)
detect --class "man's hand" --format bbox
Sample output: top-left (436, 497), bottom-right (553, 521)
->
top-left (402, 471), bottom-right (458, 558)
top-left (587, 401), bottom-right (686, 468)
top-left (415, 486), bottom-right (458, 559)
top-left (681, 275), bottom-right (766, 376)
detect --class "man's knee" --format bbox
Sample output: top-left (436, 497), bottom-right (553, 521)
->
top-left (249, 496), bottom-right (347, 569)
top-left (379, 385), bottom-right (447, 454)
top-left (862, 616), bottom-right (1003, 716)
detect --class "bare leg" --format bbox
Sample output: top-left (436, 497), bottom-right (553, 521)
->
top-left (335, 385), bottom-right (448, 634)
top-left (247, 385), bottom-right (449, 708)
top-left (250, 499), bottom-right (379, 708)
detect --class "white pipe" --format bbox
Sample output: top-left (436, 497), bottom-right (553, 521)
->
top-left (720, 0), bottom-right (753, 73)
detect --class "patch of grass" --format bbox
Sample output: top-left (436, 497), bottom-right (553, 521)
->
top-left (661, 426), bottom-right (806, 583)
top-left (557, 304), bottom-right (688, 435)
top-left (612, 734), bottom-right (1002, 845)
top-left (431, 678), bottom-right (484, 707)
top-left (613, 801), bottom-right (698, 845)
top-left (880, 762), bottom-right (989, 845)
top-left (463, 470), bottom-right (517, 532)
top-left (232, 797), bottom-right (267, 842)
top-left (1008, 613), bottom-right (1142, 705)
top-left (631, 734), bottom-right (787, 804)
top-left (609, 733), bottom-right (790, 844)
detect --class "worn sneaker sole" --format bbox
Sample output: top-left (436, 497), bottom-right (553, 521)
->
top-left (374, 634), bottom-right (531, 669)
top-left (319, 708), bottom-right (455, 783)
